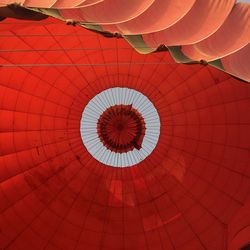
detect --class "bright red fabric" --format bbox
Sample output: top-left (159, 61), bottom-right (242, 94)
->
top-left (0, 18), bottom-right (250, 250)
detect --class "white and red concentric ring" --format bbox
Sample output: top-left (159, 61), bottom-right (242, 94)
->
top-left (80, 87), bottom-right (161, 167)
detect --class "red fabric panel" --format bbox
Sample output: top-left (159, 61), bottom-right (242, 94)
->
top-left (228, 201), bottom-right (250, 250)
top-left (0, 18), bottom-right (250, 250)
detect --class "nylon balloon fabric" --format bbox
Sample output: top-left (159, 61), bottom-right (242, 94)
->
top-left (0, 18), bottom-right (250, 250)
top-left (0, 0), bottom-right (249, 82)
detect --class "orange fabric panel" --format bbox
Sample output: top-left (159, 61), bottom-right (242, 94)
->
top-left (59, 0), bottom-right (155, 24)
top-left (222, 44), bottom-right (250, 82)
top-left (52, 0), bottom-right (92, 8)
top-left (116, 0), bottom-right (195, 34)
top-left (24, 0), bottom-right (57, 8)
top-left (77, 0), bottom-right (103, 7)
top-left (182, 3), bottom-right (250, 61)
top-left (143, 0), bottom-right (235, 47)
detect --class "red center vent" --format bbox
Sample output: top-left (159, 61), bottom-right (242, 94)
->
top-left (97, 104), bottom-right (146, 153)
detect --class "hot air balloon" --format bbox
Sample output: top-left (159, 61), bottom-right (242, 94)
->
top-left (0, 1), bottom-right (250, 250)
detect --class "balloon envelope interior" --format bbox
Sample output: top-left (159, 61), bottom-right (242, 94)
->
top-left (0, 17), bottom-right (250, 250)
